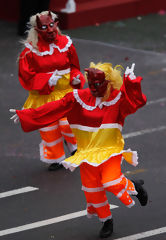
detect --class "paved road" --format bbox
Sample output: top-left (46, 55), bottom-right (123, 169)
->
top-left (0, 23), bottom-right (166, 240)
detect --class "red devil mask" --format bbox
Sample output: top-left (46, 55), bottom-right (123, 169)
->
top-left (36, 11), bottom-right (58, 43)
top-left (85, 68), bottom-right (109, 97)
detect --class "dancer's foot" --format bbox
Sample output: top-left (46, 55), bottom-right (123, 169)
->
top-left (48, 163), bottom-right (63, 171)
top-left (132, 179), bottom-right (148, 206)
top-left (99, 219), bottom-right (113, 238)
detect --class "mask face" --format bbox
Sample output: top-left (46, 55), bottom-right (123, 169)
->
top-left (36, 12), bottom-right (58, 43)
top-left (85, 68), bottom-right (109, 97)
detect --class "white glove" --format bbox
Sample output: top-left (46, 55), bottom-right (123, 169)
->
top-left (125, 63), bottom-right (136, 80)
top-left (9, 109), bottom-right (20, 124)
top-left (72, 74), bottom-right (81, 85)
top-left (48, 74), bottom-right (61, 87)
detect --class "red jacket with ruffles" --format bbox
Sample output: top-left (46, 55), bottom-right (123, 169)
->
top-left (19, 34), bottom-right (85, 95)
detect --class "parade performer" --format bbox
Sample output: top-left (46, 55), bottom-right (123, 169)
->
top-left (10, 63), bottom-right (148, 238)
top-left (17, 11), bottom-right (85, 170)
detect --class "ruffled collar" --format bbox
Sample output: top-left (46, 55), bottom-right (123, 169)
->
top-left (25, 34), bottom-right (72, 56)
top-left (73, 89), bottom-right (122, 110)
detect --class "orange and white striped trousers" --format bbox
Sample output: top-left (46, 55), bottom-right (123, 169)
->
top-left (39, 117), bottom-right (77, 164)
top-left (80, 155), bottom-right (137, 222)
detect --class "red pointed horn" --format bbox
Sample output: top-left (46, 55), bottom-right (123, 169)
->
top-left (48, 11), bottom-right (52, 18)
top-left (36, 15), bottom-right (42, 28)
top-left (54, 21), bottom-right (59, 27)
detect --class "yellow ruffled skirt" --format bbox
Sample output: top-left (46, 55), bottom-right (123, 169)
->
top-left (62, 128), bottom-right (138, 171)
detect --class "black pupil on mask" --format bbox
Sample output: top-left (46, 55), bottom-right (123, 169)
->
top-left (95, 83), bottom-right (101, 87)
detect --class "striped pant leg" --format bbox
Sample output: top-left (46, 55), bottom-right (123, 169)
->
top-left (101, 155), bottom-right (137, 208)
top-left (59, 117), bottom-right (77, 153)
top-left (80, 163), bottom-right (112, 222)
top-left (39, 121), bottom-right (65, 164)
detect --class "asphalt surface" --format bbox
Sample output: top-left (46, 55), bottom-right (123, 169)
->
top-left (0, 20), bottom-right (166, 240)
top-left (64, 13), bottom-right (166, 53)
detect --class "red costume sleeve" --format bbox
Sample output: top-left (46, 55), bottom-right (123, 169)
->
top-left (19, 48), bottom-right (54, 95)
top-left (16, 92), bottom-right (75, 132)
top-left (120, 75), bottom-right (147, 119)
top-left (68, 44), bottom-right (85, 89)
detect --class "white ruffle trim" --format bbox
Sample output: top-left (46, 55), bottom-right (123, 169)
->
top-left (99, 92), bottom-right (122, 109)
top-left (73, 89), bottom-right (97, 111)
top-left (131, 150), bottom-right (138, 166)
top-left (73, 89), bottom-right (122, 111)
top-left (25, 36), bottom-right (72, 56)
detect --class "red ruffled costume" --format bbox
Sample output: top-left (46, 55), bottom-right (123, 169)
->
top-left (19, 34), bottom-right (85, 95)
top-left (19, 34), bottom-right (85, 164)
top-left (16, 75), bottom-right (146, 222)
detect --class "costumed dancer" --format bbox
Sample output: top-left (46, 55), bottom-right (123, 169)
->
top-left (17, 11), bottom-right (85, 170)
top-left (10, 63), bottom-right (148, 238)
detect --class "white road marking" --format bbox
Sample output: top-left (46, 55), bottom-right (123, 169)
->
top-left (147, 97), bottom-right (166, 105)
top-left (0, 187), bottom-right (38, 199)
top-left (0, 204), bottom-right (118, 236)
top-left (114, 226), bottom-right (166, 240)
top-left (123, 125), bottom-right (166, 139)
